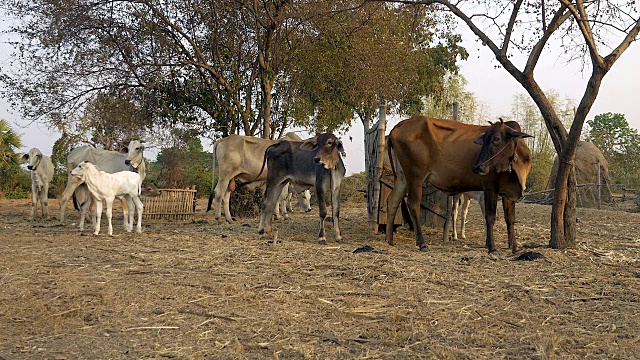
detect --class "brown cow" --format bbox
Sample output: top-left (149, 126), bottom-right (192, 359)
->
top-left (385, 116), bottom-right (532, 253)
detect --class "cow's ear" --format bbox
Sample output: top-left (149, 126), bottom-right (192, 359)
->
top-left (300, 138), bottom-right (318, 151)
top-left (337, 140), bottom-right (346, 157)
top-left (21, 154), bottom-right (29, 162)
top-left (473, 133), bottom-right (485, 145)
top-left (506, 128), bottom-right (533, 139)
top-left (120, 147), bottom-right (129, 154)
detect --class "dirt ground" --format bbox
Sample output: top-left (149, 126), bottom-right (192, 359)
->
top-left (1, 196), bottom-right (639, 359)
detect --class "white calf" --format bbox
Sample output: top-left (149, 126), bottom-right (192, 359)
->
top-left (70, 161), bottom-right (143, 236)
top-left (274, 182), bottom-right (312, 220)
top-left (75, 181), bottom-right (160, 232)
top-left (22, 148), bottom-right (54, 220)
top-left (452, 191), bottom-right (485, 240)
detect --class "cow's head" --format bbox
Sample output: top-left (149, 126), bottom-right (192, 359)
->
top-left (141, 182), bottom-right (162, 198)
top-left (472, 119), bottom-right (532, 176)
top-left (300, 133), bottom-right (346, 170)
top-left (22, 148), bottom-right (43, 171)
top-left (298, 190), bottom-right (312, 212)
top-left (70, 160), bottom-right (96, 181)
top-left (122, 140), bottom-right (145, 169)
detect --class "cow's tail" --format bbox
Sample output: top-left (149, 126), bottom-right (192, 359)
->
top-left (72, 192), bottom-right (80, 211)
top-left (387, 135), bottom-right (397, 178)
top-left (206, 141), bottom-right (218, 212)
top-left (253, 143), bottom-right (277, 183)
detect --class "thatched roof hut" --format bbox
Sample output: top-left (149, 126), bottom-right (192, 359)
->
top-left (547, 141), bottom-right (611, 207)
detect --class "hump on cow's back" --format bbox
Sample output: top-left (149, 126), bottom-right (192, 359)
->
top-left (267, 140), bottom-right (296, 158)
top-left (282, 132), bottom-right (302, 141)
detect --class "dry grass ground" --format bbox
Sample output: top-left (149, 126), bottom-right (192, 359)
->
top-left (0, 195), bottom-right (639, 359)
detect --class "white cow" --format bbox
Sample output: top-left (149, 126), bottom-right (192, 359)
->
top-left (452, 191), bottom-right (485, 240)
top-left (70, 161), bottom-right (143, 236)
top-left (22, 148), bottom-right (54, 220)
top-left (59, 140), bottom-right (146, 229)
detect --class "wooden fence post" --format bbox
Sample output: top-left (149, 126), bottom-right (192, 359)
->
top-left (442, 102), bottom-right (459, 242)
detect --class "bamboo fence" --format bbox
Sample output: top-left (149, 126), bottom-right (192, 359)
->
top-left (142, 187), bottom-right (197, 220)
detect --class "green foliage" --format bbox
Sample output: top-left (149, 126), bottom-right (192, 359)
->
top-left (286, 3), bottom-right (467, 131)
top-left (0, 119), bottom-right (31, 198)
top-left (587, 113), bottom-right (640, 184)
top-left (422, 74), bottom-right (479, 123)
top-left (151, 130), bottom-right (212, 194)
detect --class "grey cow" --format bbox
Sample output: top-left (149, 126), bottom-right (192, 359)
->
top-left (207, 132), bottom-right (302, 223)
top-left (22, 148), bottom-right (54, 220)
top-left (258, 133), bottom-right (346, 243)
top-left (58, 141), bottom-right (146, 230)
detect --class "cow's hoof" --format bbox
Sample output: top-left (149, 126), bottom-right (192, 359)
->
top-left (93, 232), bottom-right (99, 236)
top-left (318, 238), bottom-right (327, 245)
top-left (335, 236), bottom-right (343, 242)
top-left (419, 246), bottom-right (428, 252)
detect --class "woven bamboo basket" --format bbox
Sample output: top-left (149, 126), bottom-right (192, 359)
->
top-left (142, 187), bottom-right (197, 220)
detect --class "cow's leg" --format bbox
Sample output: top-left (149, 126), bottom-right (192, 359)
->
top-left (78, 187), bottom-right (94, 231)
top-left (121, 197), bottom-right (131, 230)
top-left (258, 182), bottom-right (285, 240)
top-left (105, 199), bottom-right (114, 236)
top-left (223, 188), bottom-right (234, 223)
top-left (331, 172), bottom-right (343, 242)
top-left (29, 184), bottom-right (37, 220)
top-left (276, 197), bottom-right (289, 220)
top-left (124, 196), bottom-right (134, 232)
top-left (133, 195), bottom-right (143, 233)
top-left (405, 179), bottom-right (426, 251)
top-left (452, 194), bottom-right (461, 240)
top-left (213, 176), bottom-right (233, 223)
top-left (94, 199), bottom-right (103, 235)
top-left (460, 195), bottom-right (471, 239)
top-left (286, 192), bottom-right (293, 213)
top-left (41, 183), bottom-right (50, 218)
top-left (385, 173), bottom-right (407, 246)
top-left (59, 174), bottom-right (83, 223)
top-left (484, 191), bottom-right (498, 253)
top-left (316, 182), bottom-right (329, 244)
top-left (503, 198), bottom-right (518, 253)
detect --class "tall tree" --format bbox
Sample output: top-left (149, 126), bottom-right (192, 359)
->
top-left (287, 2), bottom-right (466, 132)
top-left (372, 0), bottom-right (640, 249)
top-left (0, 0), bottom-right (299, 138)
top-left (2, 0), bottom-right (463, 141)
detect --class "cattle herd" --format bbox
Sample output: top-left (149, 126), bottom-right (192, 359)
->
top-left (22, 115), bottom-right (533, 253)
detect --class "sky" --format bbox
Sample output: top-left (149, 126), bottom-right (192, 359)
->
top-left (1, 13), bottom-right (639, 176)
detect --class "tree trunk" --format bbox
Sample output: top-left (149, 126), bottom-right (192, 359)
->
top-left (262, 80), bottom-right (272, 139)
top-left (550, 66), bottom-right (604, 248)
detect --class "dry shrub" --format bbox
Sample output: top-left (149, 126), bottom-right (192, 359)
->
top-left (229, 186), bottom-right (263, 218)
top-left (306, 172), bottom-right (368, 206)
top-left (340, 172), bottom-right (367, 204)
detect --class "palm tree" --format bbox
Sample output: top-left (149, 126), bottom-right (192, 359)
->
top-left (0, 119), bottom-right (22, 166)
